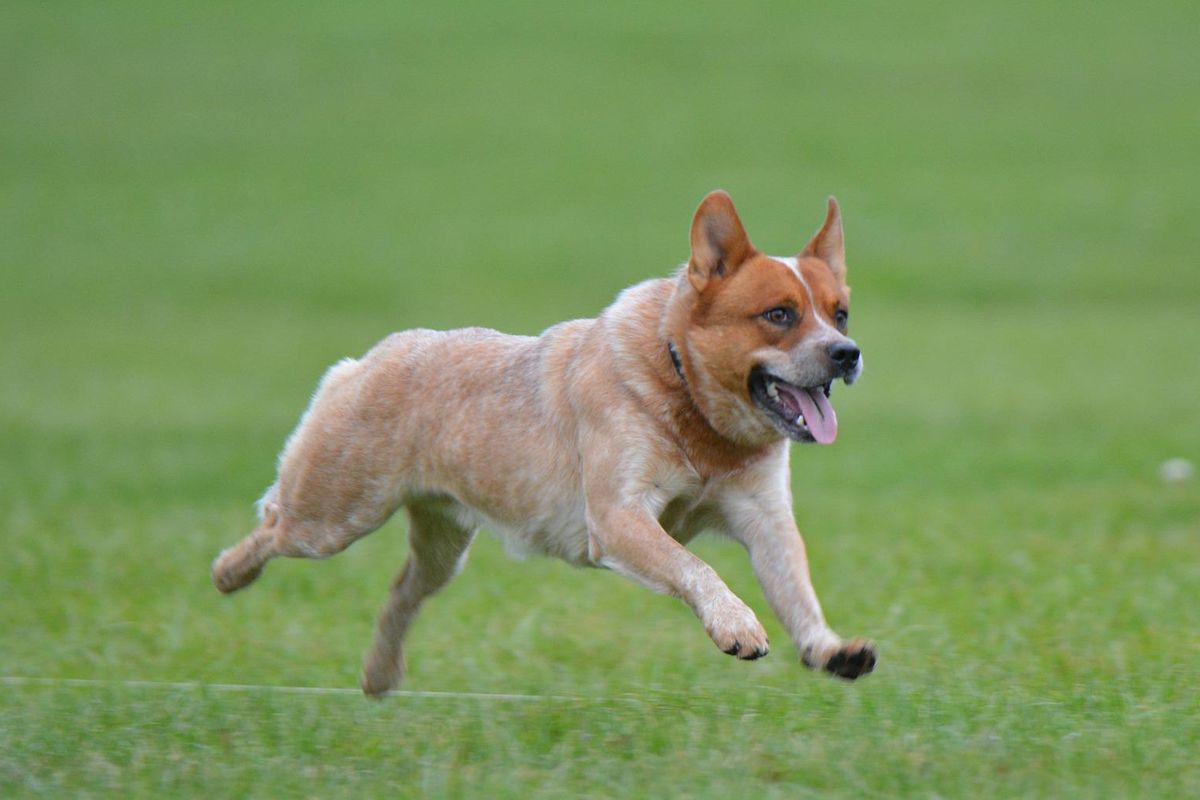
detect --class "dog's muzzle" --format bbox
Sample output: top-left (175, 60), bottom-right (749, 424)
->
top-left (748, 338), bottom-right (862, 445)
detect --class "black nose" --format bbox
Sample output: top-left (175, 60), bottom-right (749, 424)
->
top-left (828, 341), bottom-right (860, 370)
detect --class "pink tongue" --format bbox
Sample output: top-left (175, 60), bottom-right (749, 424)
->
top-left (794, 387), bottom-right (838, 444)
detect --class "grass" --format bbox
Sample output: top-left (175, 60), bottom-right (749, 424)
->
top-left (2, 1), bottom-right (1198, 796)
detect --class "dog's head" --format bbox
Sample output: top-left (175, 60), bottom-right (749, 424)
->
top-left (668, 191), bottom-right (861, 447)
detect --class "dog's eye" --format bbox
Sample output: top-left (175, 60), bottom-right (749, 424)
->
top-left (834, 309), bottom-right (849, 329)
top-left (762, 307), bottom-right (796, 326)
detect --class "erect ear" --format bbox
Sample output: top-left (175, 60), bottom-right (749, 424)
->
top-left (800, 196), bottom-right (846, 283)
top-left (688, 190), bottom-right (755, 292)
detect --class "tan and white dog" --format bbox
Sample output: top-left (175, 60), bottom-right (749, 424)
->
top-left (212, 191), bottom-right (877, 695)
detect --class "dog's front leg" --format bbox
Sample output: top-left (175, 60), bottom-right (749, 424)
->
top-left (720, 484), bottom-right (877, 680)
top-left (586, 503), bottom-right (770, 660)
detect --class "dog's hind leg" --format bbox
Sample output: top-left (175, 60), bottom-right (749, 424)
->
top-left (212, 480), bottom-right (399, 594)
top-left (361, 499), bottom-right (476, 697)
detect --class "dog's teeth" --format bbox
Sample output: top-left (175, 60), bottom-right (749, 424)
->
top-left (795, 414), bottom-right (806, 426)
top-left (766, 381), bottom-right (779, 400)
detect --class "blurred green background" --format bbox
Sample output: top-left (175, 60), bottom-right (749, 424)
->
top-left (2, 1), bottom-right (1197, 796)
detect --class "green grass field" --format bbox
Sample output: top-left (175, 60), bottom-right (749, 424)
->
top-left (3, 1), bottom-right (1198, 796)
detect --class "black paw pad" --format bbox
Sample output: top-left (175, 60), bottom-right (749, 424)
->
top-left (825, 645), bottom-right (877, 680)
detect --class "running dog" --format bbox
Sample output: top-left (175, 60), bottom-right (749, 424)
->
top-left (212, 191), bottom-right (877, 695)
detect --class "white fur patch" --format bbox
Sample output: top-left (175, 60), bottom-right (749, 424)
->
top-left (255, 483), bottom-right (278, 520)
top-left (770, 256), bottom-right (838, 335)
top-left (772, 255), bottom-right (801, 277)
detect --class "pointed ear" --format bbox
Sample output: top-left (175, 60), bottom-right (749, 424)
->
top-left (688, 190), bottom-right (755, 292)
top-left (800, 196), bottom-right (846, 283)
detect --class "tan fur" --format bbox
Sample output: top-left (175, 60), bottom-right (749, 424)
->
top-left (212, 191), bottom-right (877, 695)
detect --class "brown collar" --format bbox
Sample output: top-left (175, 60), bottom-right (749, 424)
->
top-left (667, 341), bottom-right (686, 385)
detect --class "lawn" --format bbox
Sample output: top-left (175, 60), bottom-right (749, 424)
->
top-left (2, 1), bottom-right (1198, 797)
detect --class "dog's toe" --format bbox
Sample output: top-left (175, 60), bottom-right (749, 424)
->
top-left (707, 596), bottom-right (770, 661)
top-left (822, 638), bottom-right (877, 680)
top-left (721, 638), bottom-right (770, 660)
top-left (742, 642), bottom-right (769, 660)
top-left (361, 649), bottom-right (406, 698)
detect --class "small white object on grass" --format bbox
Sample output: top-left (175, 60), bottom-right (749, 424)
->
top-left (1159, 457), bottom-right (1195, 484)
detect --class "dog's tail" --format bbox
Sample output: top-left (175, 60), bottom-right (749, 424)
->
top-left (212, 488), bottom-right (281, 593)
top-left (211, 523), bottom-right (276, 593)
top-left (212, 356), bottom-right (363, 594)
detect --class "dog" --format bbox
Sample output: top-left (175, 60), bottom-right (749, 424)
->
top-left (212, 191), bottom-right (877, 695)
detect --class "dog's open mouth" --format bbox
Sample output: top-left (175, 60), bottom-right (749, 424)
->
top-left (748, 368), bottom-right (838, 445)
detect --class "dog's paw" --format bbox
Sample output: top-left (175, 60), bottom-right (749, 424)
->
top-left (705, 599), bottom-right (770, 660)
top-left (808, 637), bottom-right (877, 680)
top-left (361, 648), bottom-right (406, 698)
